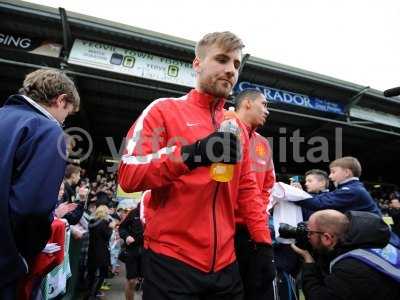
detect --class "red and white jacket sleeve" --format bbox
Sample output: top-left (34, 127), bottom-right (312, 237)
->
top-left (262, 141), bottom-right (276, 211)
top-left (118, 103), bottom-right (189, 192)
top-left (237, 133), bottom-right (272, 244)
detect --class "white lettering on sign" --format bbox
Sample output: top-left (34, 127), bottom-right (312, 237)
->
top-left (0, 33), bottom-right (31, 49)
top-left (236, 81), bottom-right (345, 114)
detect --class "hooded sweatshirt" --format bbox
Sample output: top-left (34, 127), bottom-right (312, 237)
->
top-left (302, 211), bottom-right (399, 300)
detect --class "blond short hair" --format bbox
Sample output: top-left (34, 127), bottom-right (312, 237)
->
top-left (19, 69), bottom-right (80, 112)
top-left (95, 205), bottom-right (109, 220)
top-left (195, 31), bottom-right (244, 58)
top-left (330, 156), bottom-right (362, 177)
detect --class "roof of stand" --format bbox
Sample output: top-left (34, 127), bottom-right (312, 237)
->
top-left (1, 0), bottom-right (399, 184)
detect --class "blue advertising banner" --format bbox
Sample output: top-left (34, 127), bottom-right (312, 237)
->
top-left (235, 81), bottom-right (345, 115)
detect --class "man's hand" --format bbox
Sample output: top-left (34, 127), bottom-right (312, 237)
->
top-left (126, 235), bottom-right (135, 245)
top-left (291, 181), bottom-right (303, 190)
top-left (55, 202), bottom-right (78, 218)
top-left (181, 132), bottom-right (241, 170)
top-left (291, 243), bottom-right (315, 263)
top-left (109, 220), bottom-right (116, 229)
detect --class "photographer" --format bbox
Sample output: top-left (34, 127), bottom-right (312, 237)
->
top-left (290, 209), bottom-right (400, 300)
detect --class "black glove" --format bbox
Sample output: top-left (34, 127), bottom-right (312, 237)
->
top-left (181, 131), bottom-right (241, 170)
top-left (249, 243), bottom-right (275, 291)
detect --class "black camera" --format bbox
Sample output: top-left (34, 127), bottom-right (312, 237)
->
top-left (278, 222), bottom-right (311, 249)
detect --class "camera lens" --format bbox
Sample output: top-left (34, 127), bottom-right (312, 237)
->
top-left (278, 223), bottom-right (298, 239)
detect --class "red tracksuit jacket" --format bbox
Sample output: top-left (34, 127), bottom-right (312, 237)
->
top-left (119, 89), bottom-right (269, 272)
top-left (235, 126), bottom-right (275, 235)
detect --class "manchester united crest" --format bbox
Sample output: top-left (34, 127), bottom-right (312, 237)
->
top-left (255, 143), bottom-right (266, 158)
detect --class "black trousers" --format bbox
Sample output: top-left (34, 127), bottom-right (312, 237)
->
top-left (234, 225), bottom-right (276, 300)
top-left (143, 249), bottom-right (244, 300)
top-left (125, 249), bottom-right (143, 280)
top-left (87, 265), bottom-right (108, 299)
top-left (0, 281), bottom-right (17, 300)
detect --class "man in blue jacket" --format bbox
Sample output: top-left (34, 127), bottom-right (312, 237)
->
top-left (0, 69), bottom-right (80, 299)
top-left (296, 156), bottom-right (381, 216)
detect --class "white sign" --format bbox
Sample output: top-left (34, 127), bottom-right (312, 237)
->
top-left (68, 39), bottom-right (196, 87)
top-left (350, 106), bottom-right (400, 129)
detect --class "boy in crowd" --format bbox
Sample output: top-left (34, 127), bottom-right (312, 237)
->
top-left (304, 169), bottom-right (329, 195)
top-left (301, 169), bottom-right (330, 220)
top-left (296, 156), bottom-right (381, 215)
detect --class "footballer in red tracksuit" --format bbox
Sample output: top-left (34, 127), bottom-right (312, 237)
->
top-left (235, 126), bottom-right (275, 224)
top-left (119, 31), bottom-right (272, 299)
top-left (233, 89), bottom-right (276, 300)
top-left (119, 89), bottom-right (271, 298)
top-left (235, 125), bottom-right (276, 300)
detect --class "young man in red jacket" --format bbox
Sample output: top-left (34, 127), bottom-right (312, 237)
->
top-left (234, 89), bottom-right (276, 300)
top-left (119, 31), bottom-right (271, 299)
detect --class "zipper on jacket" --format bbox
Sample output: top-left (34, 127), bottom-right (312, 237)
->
top-left (210, 100), bottom-right (218, 130)
top-left (210, 182), bottom-right (220, 272)
top-left (209, 98), bottom-right (221, 272)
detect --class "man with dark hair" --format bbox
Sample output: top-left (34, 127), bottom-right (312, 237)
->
top-left (119, 31), bottom-right (271, 299)
top-left (234, 89), bottom-right (263, 110)
top-left (0, 69), bottom-right (79, 299)
top-left (63, 164), bottom-right (81, 203)
top-left (291, 209), bottom-right (400, 300)
top-left (61, 165), bottom-right (88, 226)
top-left (234, 89), bottom-right (276, 300)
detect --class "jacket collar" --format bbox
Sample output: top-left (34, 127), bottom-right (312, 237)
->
top-left (337, 177), bottom-right (359, 188)
top-left (187, 89), bottom-right (225, 111)
top-left (310, 189), bottom-right (330, 196)
top-left (6, 94), bottom-right (60, 125)
top-left (243, 122), bottom-right (257, 138)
